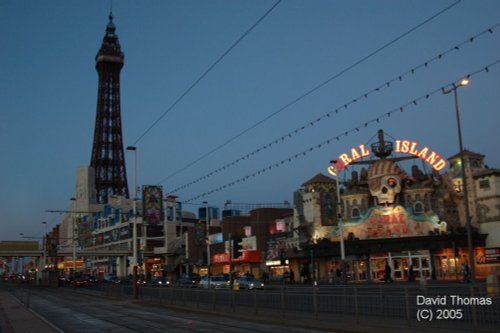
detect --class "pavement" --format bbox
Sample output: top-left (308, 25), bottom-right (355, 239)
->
top-left (0, 289), bottom-right (61, 333)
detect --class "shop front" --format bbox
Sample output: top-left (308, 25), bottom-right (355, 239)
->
top-left (265, 259), bottom-right (290, 282)
top-left (370, 251), bottom-right (431, 281)
top-left (312, 232), bottom-right (486, 282)
top-left (212, 250), bottom-right (262, 278)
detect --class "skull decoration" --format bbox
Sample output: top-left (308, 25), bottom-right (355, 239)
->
top-left (367, 160), bottom-right (405, 207)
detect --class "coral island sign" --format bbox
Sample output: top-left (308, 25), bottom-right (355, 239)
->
top-left (332, 139), bottom-right (447, 172)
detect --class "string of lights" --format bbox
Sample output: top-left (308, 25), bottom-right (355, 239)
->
top-left (181, 59), bottom-right (500, 203)
top-left (167, 23), bottom-right (499, 194)
top-left (157, 1), bottom-right (463, 184)
top-left (130, 0), bottom-right (282, 146)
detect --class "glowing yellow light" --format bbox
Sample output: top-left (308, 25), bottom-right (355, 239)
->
top-left (460, 78), bottom-right (469, 86)
top-left (327, 166), bottom-right (338, 177)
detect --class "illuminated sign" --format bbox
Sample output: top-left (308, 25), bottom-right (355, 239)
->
top-left (142, 185), bottom-right (163, 225)
top-left (332, 140), bottom-right (447, 172)
top-left (208, 233), bottom-right (223, 245)
top-left (343, 205), bottom-right (447, 240)
top-left (394, 140), bottom-right (447, 171)
top-left (334, 144), bottom-right (370, 171)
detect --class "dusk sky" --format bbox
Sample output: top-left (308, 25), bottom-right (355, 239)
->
top-left (1, 0), bottom-right (499, 241)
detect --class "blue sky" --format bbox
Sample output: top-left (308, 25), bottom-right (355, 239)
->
top-left (1, 0), bottom-right (499, 241)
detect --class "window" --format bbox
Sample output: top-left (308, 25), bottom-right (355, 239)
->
top-left (351, 207), bottom-right (361, 219)
top-left (275, 220), bottom-right (286, 233)
top-left (413, 202), bottom-right (424, 214)
top-left (479, 179), bottom-right (490, 190)
top-left (244, 226), bottom-right (252, 237)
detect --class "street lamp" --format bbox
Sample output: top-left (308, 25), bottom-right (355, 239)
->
top-left (126, 146), bottom-right (138, 269)
top-left (42, 221), bottom-right (47, 275)
top-left (328, 162), bottom-right (346, 283)
top-left (203, 201), bottom-right (211, 289)
top-left (442, 78), bottom-right (475, 282)
top-left (70, 197), bottom-right (78, 287)
top-left (126, 146), bottom-right (139, 298)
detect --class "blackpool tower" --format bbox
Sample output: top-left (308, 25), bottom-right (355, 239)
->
top-left (90, 14), bottom-right (129, 203)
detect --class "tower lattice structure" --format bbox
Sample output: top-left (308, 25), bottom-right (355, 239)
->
top-left (90, 14), bottom-right (129, 203)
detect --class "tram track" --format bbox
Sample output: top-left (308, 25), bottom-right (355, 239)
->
top-left (23, 288), bottom-right (333, 333)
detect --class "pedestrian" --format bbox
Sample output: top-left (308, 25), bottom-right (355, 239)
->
top-left (289, 269), bottom-right (295, 284)
top-left (335, 267), bottom-right (341, 284)
top-left (328, 269), bottom-right (333, 284)
top-left (408, 265), bottom-right (415, 282)
top-left (283, 270), bottom-right (290, 284)
top-left (461, 263), bottom-right (470, 283)
top-left (384, 261), bottom-right (393, 283)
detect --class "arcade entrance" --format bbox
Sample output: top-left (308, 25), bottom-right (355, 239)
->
top-left (370, 250), bottom-right (431, 281)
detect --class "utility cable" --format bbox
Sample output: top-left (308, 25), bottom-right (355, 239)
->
top-left (130, 0), bottom-right (282, 146)
top-left (167, 21), bottom-right (499, 193)
top-left (181, 58), bottom-right (500, 203)
top-left (160, 0), bottom-right (462, 183)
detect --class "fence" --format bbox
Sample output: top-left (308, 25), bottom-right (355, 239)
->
top-left (98, 282), bottom-right (500, 332)
top-left (2, 280), bottom-right (499, 333)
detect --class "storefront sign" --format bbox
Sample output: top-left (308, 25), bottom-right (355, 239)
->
top-left (332, 139), bottom-right (447, 172)
top-left (241, 236), bottom-right (257, 251)
top-left (476, 247), bottom-right (500, 264)
top-left (344, 205), bottom-right (447, 240)
top-left (212, 251), bottom-right (261, 264)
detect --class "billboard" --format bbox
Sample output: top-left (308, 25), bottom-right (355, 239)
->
top-left (142, 186), bottom-right (163, 226)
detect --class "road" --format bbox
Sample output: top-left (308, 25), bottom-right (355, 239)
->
top-left (20, 288), bottom-right (332, 333)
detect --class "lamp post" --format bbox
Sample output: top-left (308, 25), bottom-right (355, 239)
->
top-left (442, 78), bottom-right (475, 282)
top-left (70, 197), bottom-right (78, 287)
top-left (203, 201), bottom-right (211, 288)
top-left (328, 162), bottom-right (346, 283)
top-left (126, 146), bottom-right (139, 298)
top-left (41, 221), bottom-right (47, 282)
top-left (126, 146), bottom-right (138, 270)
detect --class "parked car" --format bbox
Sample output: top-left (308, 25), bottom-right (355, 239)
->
top-left (237, 276), bottom-right (264, 290)
top-left (177, 274), bottom-right (200, 288)
top-left (199, 275), bottom-right (230, 289)
top-left (151, 276), bottom-right (170, 287)
top-left (85, 275), bottom-right (99, 283)
top-left (70, 277), bottom-right (88, 287)
top-left (103, 274), bottom-right (121, 284)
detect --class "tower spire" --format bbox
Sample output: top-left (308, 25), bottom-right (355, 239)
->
top-left (90, 15), bottom-right (129, 203)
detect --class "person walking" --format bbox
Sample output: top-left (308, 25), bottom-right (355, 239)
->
top-left (461, 263), bottom-right (471, 283)
top-left (408, 265), bottom-right (415, 282)
top-left (384, 261), bottom-right (393, 283)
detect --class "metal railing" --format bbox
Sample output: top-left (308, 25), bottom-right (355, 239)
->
top-left (96, 282), bottom-right (500, 332)
top-left (2, 280), bottom-right (499, 332)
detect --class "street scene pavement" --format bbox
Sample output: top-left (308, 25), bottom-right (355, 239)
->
top-left (1, 281), bottom-right (499, 333)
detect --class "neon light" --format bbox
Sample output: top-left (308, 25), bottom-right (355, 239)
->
top-left (394, 140), bottom-right (447, 171)
top-left (332, 139), bottom-right (447, 171)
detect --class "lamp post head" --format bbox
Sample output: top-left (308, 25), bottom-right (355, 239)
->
top-left (126, 146), bottom-right (136, 151)
top-left (460, 78), bottom-right (470, 87)
top-left (442, 78), bottom-right (470, 94)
